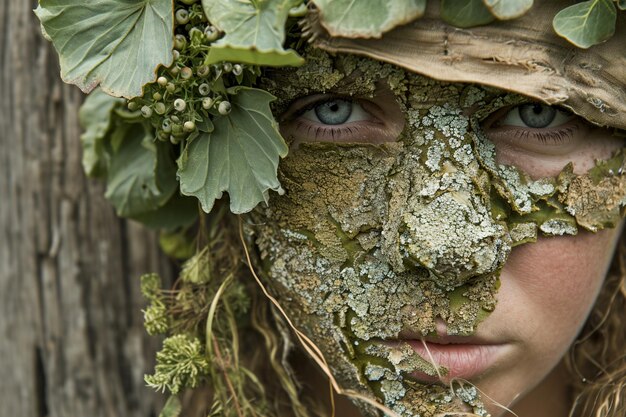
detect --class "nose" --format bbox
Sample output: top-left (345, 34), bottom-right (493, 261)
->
top-left (383, 163), bottom-right (511, 288)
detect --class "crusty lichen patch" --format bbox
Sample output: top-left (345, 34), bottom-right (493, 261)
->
top-left (473, 122), bottom-right (626, 241)
top-left (249, 52), bottom-right (626, 417)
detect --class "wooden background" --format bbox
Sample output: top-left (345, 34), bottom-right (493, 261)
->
top-left (0, 1), bottom-right (174, 416)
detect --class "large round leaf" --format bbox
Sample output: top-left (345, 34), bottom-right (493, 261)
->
top-left (105, 123), bottom-right (178, 217)
top-left (78, 89), bottom-right (123, 177)
top-left (35, 0), bottom-right (173, 98)
top-left (441, 0), bottom-right (495, 28)
top-left (553, 0), bottom-right (616, 48)
top-left (177, 87), bottom-right (288, 214)
top-left (311, 0), bottom-right (427, 38)
top-left (202, 0), bottom-right (304, 66)
top-left (483, 0), bottom-right (533, 20)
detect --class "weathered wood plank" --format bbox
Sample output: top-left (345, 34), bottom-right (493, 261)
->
top-left (0, 1), bottom-right (172, 416)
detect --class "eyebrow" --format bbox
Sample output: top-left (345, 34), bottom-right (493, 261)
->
top-left (265, 66), bottom-right (382, 96)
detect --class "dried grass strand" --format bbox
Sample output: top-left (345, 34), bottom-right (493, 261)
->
top-left (419, 340), bottom-right (515, 417)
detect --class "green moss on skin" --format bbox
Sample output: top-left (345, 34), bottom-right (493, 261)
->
top-left (250, 52), bottom-right (626, 417)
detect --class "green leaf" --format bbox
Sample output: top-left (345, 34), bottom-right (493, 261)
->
top-left (311, 0), bottom-right (427, 38)
top-left (204, 46), bottom-right (303, 67)
top-left (202, 0), bottom-right (304, 66)
top-left (483, 0), bottom-right (533, 19)
top-left (78, 89), bottom-right (123, 177)
top-left (145, 335), bottom-right (209, 393)
top-left (105, 123), bottom-right (178, 217)
top-left (553, 0), bottom-right (617, 48)
top-left (159, 229), bottom-right (196, 260)
top-left (441, 0), bottom-right (495, 27)
top-left (180, 246), bottom-right (211, 284)
top-left (159, 395), bottom-right (182, 417)
top-left (617, 0), bottom-right (626, 11)
top-left (177, 87), bottom-right (288, 214)
top-left (34, 0), bottom-right (173, 98)
top-left (131, 193), bottom-right (199, 230)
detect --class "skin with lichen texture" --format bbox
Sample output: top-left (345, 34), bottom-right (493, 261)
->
top-left (249, 52), bottom-right (626, 416)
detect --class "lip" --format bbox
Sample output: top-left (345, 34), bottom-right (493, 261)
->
top-left (387, 336), bottom-right (507, 383)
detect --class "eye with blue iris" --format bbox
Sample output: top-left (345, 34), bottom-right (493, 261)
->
top-left (482, 101), bottom-right (625, 176)
top-left (500, 103), bottom-right (573, 129)
top-left (482, 102), bottom-right (582, 150)
top-left (301, 99), bottom-right (367, 125)
top-left (280, 89), bottom-right (623, 178)
top-left (280, 93), bottom-right (404, 144)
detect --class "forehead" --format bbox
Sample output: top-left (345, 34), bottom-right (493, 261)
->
top-left (263, 50), bottom-right (523, 116)
top-left (310, 1), bottom-right (626, 130)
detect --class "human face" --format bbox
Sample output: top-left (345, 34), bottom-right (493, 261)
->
top-left (250, 52), bottom-right (626, 417)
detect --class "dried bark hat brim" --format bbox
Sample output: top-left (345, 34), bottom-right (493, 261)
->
top-left (311, 1), bottom-right (626, 130)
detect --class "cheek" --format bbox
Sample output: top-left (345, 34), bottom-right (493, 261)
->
top-left (497, 227), bottom-right (621, 352)
top-left (493, 127), bottom-right (624, 179)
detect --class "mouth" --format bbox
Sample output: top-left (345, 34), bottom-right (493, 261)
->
top-left (404, 338), bottom-right (504, 382)
top-left (385, 329), bottom-right (508, 383)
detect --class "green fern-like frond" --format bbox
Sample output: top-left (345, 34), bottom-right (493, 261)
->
top-left (145, 334), bottom-right (210, 394)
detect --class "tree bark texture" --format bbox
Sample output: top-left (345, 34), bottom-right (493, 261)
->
top-left (0, 1), bottom-right (173, 416)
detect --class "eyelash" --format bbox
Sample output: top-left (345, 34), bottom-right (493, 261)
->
top-left (483, 104), bottom-right (582, 146)
top-left (495, 124), bottom-right (580, 144)
top-left (283, 95), bottom-right (389, 143)
top-left (292, 119), bottom-right (366, 141)
top-left (284, 96), bottom-right (582, 147)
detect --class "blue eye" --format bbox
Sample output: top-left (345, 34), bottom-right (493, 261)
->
top-left (519, 104), bottom-right (556, 127)
top-left (301, 99), bottom-right (370, 126)
top-left (281, 93), bottom-right (402, 144)
top-left (313, 100), bottom-right (352, 125)
top-left (501, 103), bottom-right (573, 128)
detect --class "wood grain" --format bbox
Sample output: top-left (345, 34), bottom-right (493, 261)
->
top-left (0, 1), bottom-right (173, 415)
